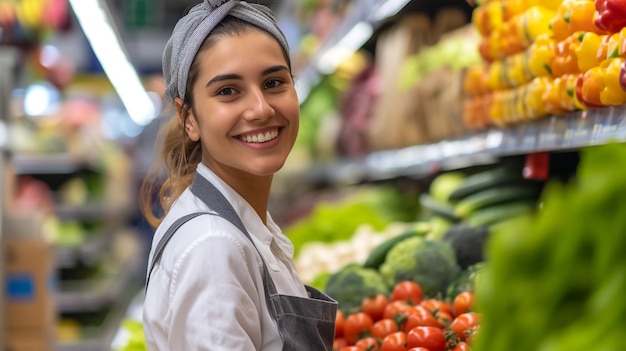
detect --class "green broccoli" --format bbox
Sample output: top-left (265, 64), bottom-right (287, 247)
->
top-left (380, 236), bottom-right (460, 298)
top-left (324, 263), bottom-right (390, 314)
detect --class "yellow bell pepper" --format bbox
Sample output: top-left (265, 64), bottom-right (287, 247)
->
top-left (605, 28), bottom-right (626, 59)
top-left (551, 0), bottom-right (607, 43)
top-left (506, 52), bottom-right (535, 87)
top-left (489, 91), bottom-right (506, 126)
top-left (517, 6), bottom-right (556, 47)
top-left (527, 33), bottom-right (556, 77)
top-left (575, 32), bottom-right (610, 71)
top-left (599, 58), bottom-right (626, 105)
top-left (525, 77), bottom-right (551, 118)
top-left (551, 32), bottom-right (584, 77)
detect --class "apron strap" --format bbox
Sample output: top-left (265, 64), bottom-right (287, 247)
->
top-left (145, 211), bottom-right (212, 290)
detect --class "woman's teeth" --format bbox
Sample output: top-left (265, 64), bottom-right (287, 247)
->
top-left (239, 129), bottom-right (279, 143)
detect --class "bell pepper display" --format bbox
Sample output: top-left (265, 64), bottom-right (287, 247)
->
top-left (575, 32), bottom-right (610, 71)
top-left (594, 0), bottom-right (626, 34)
top-left (551, 32), bottom-right (585, 77)
top-left (542, 74), bottom-right (583, 114)
top-left (527, 33), bottom-right (556, 77)
top-left (550, 0), bottom-right (607, 42)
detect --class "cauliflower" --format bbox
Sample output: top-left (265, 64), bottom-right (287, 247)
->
top-left (380, 236), bottom-right (460, 298)
top-left (324, 263), bottom-right (390, 314)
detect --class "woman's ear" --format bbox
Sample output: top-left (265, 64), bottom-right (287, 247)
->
top-left (175, 97), bottom-right (200, 142)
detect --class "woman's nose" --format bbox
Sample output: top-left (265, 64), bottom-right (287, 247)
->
top-left (242, 88), bottom-right (275, 121)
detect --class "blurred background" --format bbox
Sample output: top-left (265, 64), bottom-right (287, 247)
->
top-left (3, 0), bottom-right (626, 350)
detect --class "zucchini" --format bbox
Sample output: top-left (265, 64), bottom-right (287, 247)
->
top-left (419, 193), bottom-right (460, 222)
top-left (467, 201), bottom-right (536, 227)
top-left (448, 167), bottom-right (526, 201)
top-left (363, 228), bottom-right (422, 269)
top-left (455, 184), bottom-right (542, 218)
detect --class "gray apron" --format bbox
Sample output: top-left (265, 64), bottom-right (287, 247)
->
top-left (146, 172), bottom-right (337, 350)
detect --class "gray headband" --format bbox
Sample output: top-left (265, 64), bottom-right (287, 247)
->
top-left (162, 0), bottom-right (290, 104)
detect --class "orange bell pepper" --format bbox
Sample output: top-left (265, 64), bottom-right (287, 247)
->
top-left (527, 33), bottom-right (556, 77)
top-left (543, 76), bottom-right (570, 115)
top-left (551, 0), bottom-right (607, 42)
top-left (575, 32), bottom-right (610, 71)
top-left (551, 32), bottom-right (584, 77)
top-left (575, 65), bottom-right (606, 107)
top-left (599, 58), bottom-right (626, 105)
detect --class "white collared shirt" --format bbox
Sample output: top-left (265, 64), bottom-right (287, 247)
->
top-left (143, 164), bottom-right (308, 350)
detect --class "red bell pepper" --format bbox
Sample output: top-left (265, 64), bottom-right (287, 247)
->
top-left (594, 0), bottom-right (626, 34)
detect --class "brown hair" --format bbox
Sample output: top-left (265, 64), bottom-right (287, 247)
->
top-left (139, 16), bottom-right (292, 228)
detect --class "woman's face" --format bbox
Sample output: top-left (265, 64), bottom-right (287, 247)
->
top-left (184, 28), bottom-right (299, 181)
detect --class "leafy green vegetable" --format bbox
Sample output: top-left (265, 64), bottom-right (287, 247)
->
top-left (324, 263), bottom-right (390, 314)
top-left (473, 143), bottom-right (626, 351)
top-left (379, 236), bottom-right (460, 298)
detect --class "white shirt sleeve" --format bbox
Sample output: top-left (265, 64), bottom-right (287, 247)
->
top-left (166, 232), bottom-right (266, 350)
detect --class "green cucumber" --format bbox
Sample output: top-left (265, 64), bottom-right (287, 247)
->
top-left (363, 228), bottom-right (422, 269)
top-left (467, 201), bottom-right (536, 227)
top-left (455, 184), bottom-right (542, 218)
top-left (448, 167), bottom-right (526, 202)
top-left (419, 193), bottom-right (460, 222)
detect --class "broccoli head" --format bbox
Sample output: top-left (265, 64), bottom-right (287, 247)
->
top-left (324, 263), bottom-right (390, 314)
top-left (380, 236), bottom-right (460, 298)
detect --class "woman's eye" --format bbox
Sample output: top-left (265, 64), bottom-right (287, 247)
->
top-left (264, 79), bottom-right (283, 89)
top-left (217, 87), bottom-right (236, 96)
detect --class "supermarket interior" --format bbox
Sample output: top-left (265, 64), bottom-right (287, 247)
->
top-left (2, 0), bottom-right (626, 350)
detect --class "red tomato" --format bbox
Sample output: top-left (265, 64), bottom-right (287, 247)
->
top-left (356, 336), bottom-right (381, 351)
top-left (406, 326), bottom-right (446, 351)
top-left (420, 299), bottom-right (452, 317)
top-left (340, 347), bottom-right (365, 351)
top-left (391, 281), bottom-right (424, 305)
top-left (371, 318), bottom-right (399, 339)
top-left (450, 312), bottom-right (480, 341)
top-left (362, 294), bottom-right (389, 321)
top-left (380, 331), bottom-right (407, 351)
top-left (334, 337), bottom-right (348, 351)
top-left (336, 310), bottom-right (345, 338)
top-left (436, 311), bottom-right (453, 328)
top-left (383, 300), bottom-right (413, 320)
top-left (452, 292), bottom-right (475, 317)
top-left (450, 341), bottom-right (470, 351)
top-left (402, 306), bottom-right (440, 333)
top-left (344, 312), bottom-right (374, 345)
top-left (407, 348), bottom-right (431, 351)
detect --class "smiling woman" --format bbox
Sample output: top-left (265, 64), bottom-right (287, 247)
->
top-left (139, 1), bottom-right (337, 350)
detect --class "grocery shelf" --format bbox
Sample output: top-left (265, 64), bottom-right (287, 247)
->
top-left (57, 230), bottom-right (145, 314)
top-left (13, 153), bottom-right (98, 175)
top-left (300, 105), bottom-right (626, 185)
top-left (55, 231), bottom-right (112, 269)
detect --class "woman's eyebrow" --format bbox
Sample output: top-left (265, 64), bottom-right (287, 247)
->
top-left (205, 65), bottom-right (289, 87)
top-left (262, 65), bottom-right (289, 75)
top-left (206, 73), bottom-right (242, 87)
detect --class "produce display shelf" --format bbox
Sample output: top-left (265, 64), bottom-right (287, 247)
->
top-left (13, 152), bottom-right (96, 175)
top-left (303, 105), bottom-right (626, 184)
top-left (57, 230), bottom-right (144, 314)
top-left (56, 282), bottom-right (142, 351)
top-left (55, 230), bottom-right (112, 269)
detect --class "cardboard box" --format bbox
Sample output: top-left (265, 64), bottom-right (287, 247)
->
top-left (5, 328), bottom-right (54, 351)
top-left (4, 235), bottom-right (56, 330)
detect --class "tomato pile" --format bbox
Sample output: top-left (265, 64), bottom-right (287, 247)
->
top-left (334, 281), bottom-right (480, 351)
